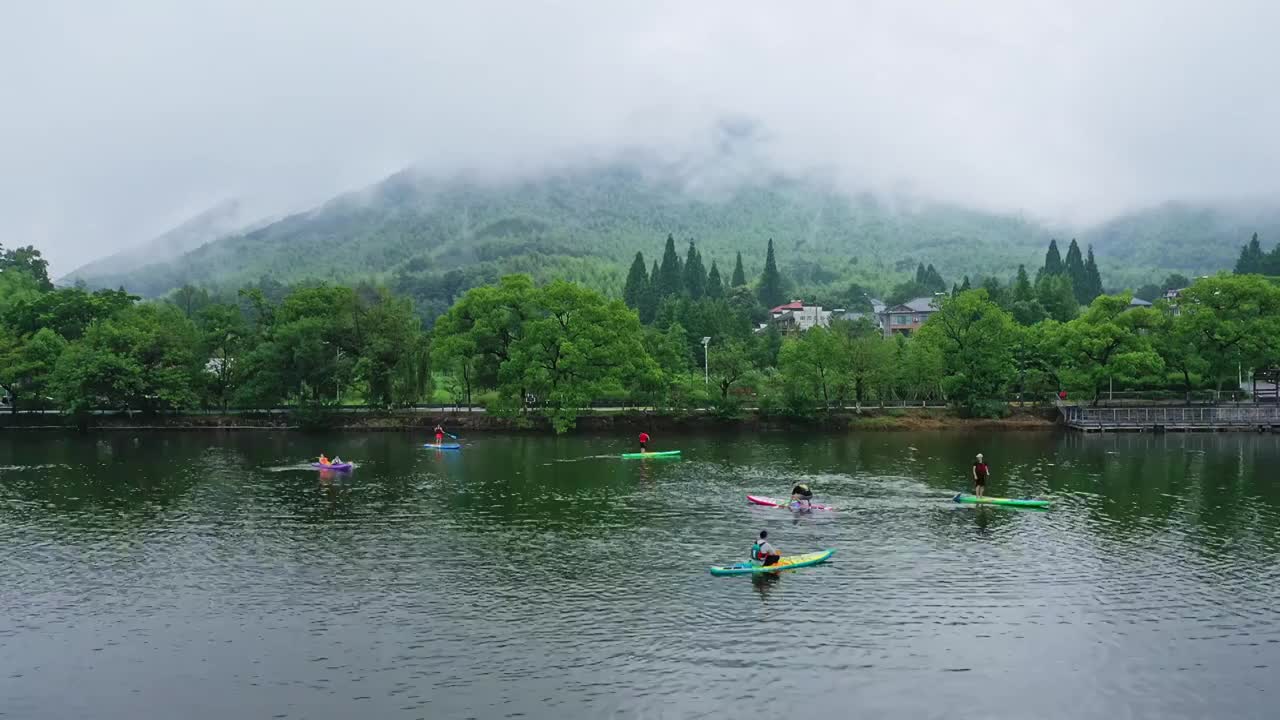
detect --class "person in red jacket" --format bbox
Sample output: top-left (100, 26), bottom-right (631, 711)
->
top-left (638, 431), bottom-right (650, 453)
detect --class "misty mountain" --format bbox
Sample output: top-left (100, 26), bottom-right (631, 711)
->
top-left (60, 199), bottom-right (265, 286)
top-left (68, 164), bottom-right (1269, 310)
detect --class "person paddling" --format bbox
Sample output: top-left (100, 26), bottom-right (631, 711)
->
top-left (318, 453), bottom-right (331, 466)
top-left (637, 430), bottom-right (650, 453)
top-left (790, 483), bottom-right (814, 511)
top-left (433, 424), bottom-right (446, 446)
top-left (972, 453), bottom-right (990, 497)
top-left (751, 530), bottom-right (782, 567)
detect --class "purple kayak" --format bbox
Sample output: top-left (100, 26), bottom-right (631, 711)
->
top-left (312, 462), bottom-right (353, 471)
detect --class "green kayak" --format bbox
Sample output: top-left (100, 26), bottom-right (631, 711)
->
top-left (709, 549), bottom-right (835, 576)
top-left (621, 450), bottom-right (682, 459)
top-left (953, 493), bottom-right (1050, 508)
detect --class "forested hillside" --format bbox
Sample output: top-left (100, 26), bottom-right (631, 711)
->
top-left (60, 199), bottom-right (263, 285)
top-left (68, 163), bottom-right (1274, 322)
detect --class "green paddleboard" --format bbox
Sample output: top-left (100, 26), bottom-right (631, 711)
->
top-left (621, 450), bottom-right (682, 459)
top-left (953, 493), bottom-right (1049, 508)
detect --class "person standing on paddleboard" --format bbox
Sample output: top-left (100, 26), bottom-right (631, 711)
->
top-left (433, 424), bottom-right (446, 445)
top-left (638, 430), bottom-right (650, 453)
top-left (972, 453), bottom-right (990, 497)
top-left (752, 530), bottom-right (782, 567)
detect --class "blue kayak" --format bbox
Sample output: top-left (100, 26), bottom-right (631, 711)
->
top-left (423, 443), bottom-right (462, 450)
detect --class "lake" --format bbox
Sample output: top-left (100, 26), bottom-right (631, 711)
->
top-left (1, 430), bottom-right (1277, 719)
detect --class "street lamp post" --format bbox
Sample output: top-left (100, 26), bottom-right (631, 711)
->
top-left (701, 337), bottom-right (711, 386)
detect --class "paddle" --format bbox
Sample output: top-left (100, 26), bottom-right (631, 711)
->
top-left (445, 431), bottom-right (459, 440)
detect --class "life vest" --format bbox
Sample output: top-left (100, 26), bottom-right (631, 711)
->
top-left (751, 541), bottom-right (768, 561)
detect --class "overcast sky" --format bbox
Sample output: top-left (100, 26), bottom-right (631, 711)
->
top-left (4, 0), bottom-right (1280, 273)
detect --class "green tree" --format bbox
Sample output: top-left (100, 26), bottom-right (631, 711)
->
top-left (503, 281), bottom-right (657, 432)
top-left (706, 261), bottom-right (724, 299)
top-left (171, 284), bottom-right (212, 319)
top-left (355, 289), bottom-right (424, 407)
top-left (196, 303), bottom-right (248, 411)
top-left (0, 327), bottom-right (66, 412)
top-left (4, 287), bottom-right (136, 340)
top-left (1065, 239), bottom-right (1087, 303)
top-left (684, 241), bottom-right (707, 299)
top-left (730, 252), bottom-right (747, 287)
top-left (1235, 232), bottom-right (1265, 274)
top-left (959, 275), bottom-right (972, 292)
top-left (1083, 246), bottom-right (1104, 301)
top-left (1036, 273), bottom-right (1077, 322)
top-left (430, 275), bottom-right (537, 407)
top-left (1054, 294), bottom-right (1163, 404)
top-left (914, 290), bottom-right (1017, 416)
top-left (1150, 310), bottom-right (1209, 403)
top-left (1040, 239), bottom-right (1064, 279)
top-left (839, 319), bottom-right (895, 409)
top-left (622, 252), bottom-right (649, 313)
top-left (1012, 265), bottom-right (1034, 303)
top-left (656, 234), bottom-right (684, 300)
top-left (709, 338), bottom-right (754, 401)
top-left (1176, 275), bottom-right (1280, 389)
top-left (778, 327), bottom-right (848, 410)
top-left (757, 238), bottom-right (785, 309)
top-left (51, 304), bottom-right (203, 415)
top-left (886, 281), bottom-right (932, 306)
top-left (0, 244), bottom-right (53, 291)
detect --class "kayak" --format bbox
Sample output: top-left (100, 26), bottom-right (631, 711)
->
top-left (313, 462), bottom-right (353, 471)
top-left (423, 443), bottom-right (462, 450)
top-left (710, 549), bottom-right (835, 576)
top-left (747, 494), bottom-right (833, 511)
top-left (953, 493), bottom-right (1049, 508)
top-left (621, 450), bottom-right (681, 459)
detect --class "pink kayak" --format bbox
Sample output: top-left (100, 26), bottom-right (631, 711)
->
top-left (747, 494), bottom-right (833, 511)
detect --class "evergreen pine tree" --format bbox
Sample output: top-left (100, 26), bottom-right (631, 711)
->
top-left (1013, 264), bottom-right (1034, 303)
top-left (1064, 239), bottom-right (1087, 303)
top-left (924, 264), bottom-right (947, 293)
top-left (706, 261), bottom-right (723, 299)
top-left (683, 241), bottom-right (706, 299)
top-left (757, 238), bottom-right (785, 309)
top-left (656, 234), bottom-right (683, 300)
top-left (915, 263), bottom-right (928, 285)
top-left (1041, 239), bottom-right (1064, 279)
top-left (731, 251), bottom-right (747, 287)
top-left (1235, 232), bottom-right (1265, 274)
top-left (959, 275), bottom-right (972, 292)
top-left (981, 276), bottom-right (1004, 306)
top-left (1264, 244), bottom-right (1280, 276)
top-left (645, 260), bottom-right (661, 322)
top-left (623, 252), bottom-right (649, 311)
top-left (1083, 246), bottom-right (1104, 301)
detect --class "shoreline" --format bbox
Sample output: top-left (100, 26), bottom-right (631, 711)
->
top-left (0, 407), bottom-right (1062, 433)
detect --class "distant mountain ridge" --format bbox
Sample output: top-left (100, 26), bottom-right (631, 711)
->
top-left (60, 199), bottom-right (266, 286)
top-left (66, 163), bottom-right (1275, 304)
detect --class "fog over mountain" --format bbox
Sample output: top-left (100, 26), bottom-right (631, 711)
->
top-left (5, 0), bottom-right (1280, 275)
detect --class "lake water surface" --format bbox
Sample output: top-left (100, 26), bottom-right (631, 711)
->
top-left (2, 430), bottom-right (1278, 719)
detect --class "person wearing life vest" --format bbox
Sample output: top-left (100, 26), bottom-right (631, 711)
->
top-left (751, 530), bottom-right (782, 567)
top-left (433, 424), bottom-right (446, 445)
top-left (318, 453), bottom-right (331, 466)
top-left (638, 431), bottom-right (650, 453)
top-left (972, 453), bottom-right (990, 497)
top-left (790, 483), bottom-right (814, 510)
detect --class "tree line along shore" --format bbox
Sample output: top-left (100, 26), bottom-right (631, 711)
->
top-left (0, 233), bottom-right (1277, 432)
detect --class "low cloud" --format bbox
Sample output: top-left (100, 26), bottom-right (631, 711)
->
top-left (4, 0), bottom-right (1279, 272)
